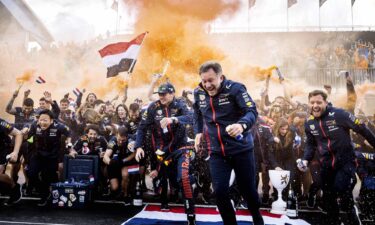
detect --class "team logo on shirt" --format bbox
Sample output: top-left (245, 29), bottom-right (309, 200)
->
top-left (310, 124), bottom-right (315, 130)
top-left (130, 122), bottom-right (134, 126)
top-left (199, 95), bottom-right (205, 101)
top-left (142, 111), bottom-right (148, 120)
top-left (157, 110), bottom-right (163, 115)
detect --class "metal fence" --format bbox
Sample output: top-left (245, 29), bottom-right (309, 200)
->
top-left (284, 68), bottom-right (375, 88)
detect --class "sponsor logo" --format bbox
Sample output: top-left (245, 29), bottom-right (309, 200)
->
top-left (79, 196), bottom-right (85, 203)
top-left (60, 195), bottom-right (68, 203)
top-left (328, 112), bottom-right (335, 116)
top-left (325, 120), bottom-right (336, 126)
top-left (218, 97), bottom-right (230, 106)
top-left (225, 84), bottom-right (232, 89)
top-left (65, 188), bottom-right (74, 194)
top-left (68, 201), bottom-right (73, 207)
top-left (52, 190), bottom-right (59, 199)
top-left (78, 190), bottom-right (86, 196)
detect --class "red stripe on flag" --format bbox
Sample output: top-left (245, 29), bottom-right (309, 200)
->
top-left (144, 205), bottom-right (282, 218)
top-left (98, 32), bottom-right (146, 58)
top-left (38, 76), bottom-right (46, 83)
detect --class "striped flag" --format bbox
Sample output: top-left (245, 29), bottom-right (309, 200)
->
top-left (122, 205), bottom-right (311, 225)
top-left (98, 32), bottom-right (147, 78)
top-left (35, 76), bottom-right (46, 84)
top-left (73, 88), bottom-right (82, 97)
top-left (128, 165), bottom-right (140, 174)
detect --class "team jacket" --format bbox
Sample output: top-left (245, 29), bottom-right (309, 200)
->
top-left (27, 120), bottom-right (70, 158)
top-left (135, 98), bottom-right (193, 153)
top-left (0, 118), bottom-right (14, 149)
top-left (303, 106), bottom-right (375, 170)
top-left (193, 78), bottom-right (258, 156)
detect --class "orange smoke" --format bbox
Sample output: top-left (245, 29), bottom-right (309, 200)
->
top-left (122, 0), bottom-right (240, 90)
top-left (237, 65), bottom-right (279, 81)
top-left (16, 70), bottom-right (35, 84)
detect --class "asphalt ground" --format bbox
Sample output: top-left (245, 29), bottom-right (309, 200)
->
top-left (0, 197), bottom-right (373, 225)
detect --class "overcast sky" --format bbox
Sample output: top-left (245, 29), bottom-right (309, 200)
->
top-left (24, 0), bottom-right (375, 42)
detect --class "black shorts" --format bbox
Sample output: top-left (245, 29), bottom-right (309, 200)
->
top-left (107, 159), bottom-right (138, 179)
top-left (0, 146), bottom-right (11, 165)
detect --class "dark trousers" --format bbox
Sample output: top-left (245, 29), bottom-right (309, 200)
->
top-left (159, 149), bottom-right (195, 214)
top-left (209, 150), bottom-right (261, 225)
top-left (28, 154), bottom-right (58, 198)
top-left (321, 162), bottom-right (360, 225)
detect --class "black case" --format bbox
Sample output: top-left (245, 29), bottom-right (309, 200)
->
top-left (50, 155), bottom-right (99, 208)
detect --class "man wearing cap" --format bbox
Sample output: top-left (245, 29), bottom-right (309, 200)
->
top-left (135, 83), bottom-right (197, 225)
top-left (193, 61), bottom-right (264, 225)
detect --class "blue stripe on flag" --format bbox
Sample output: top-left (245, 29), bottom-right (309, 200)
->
top-left (124, 218), bottom-right (256, 225)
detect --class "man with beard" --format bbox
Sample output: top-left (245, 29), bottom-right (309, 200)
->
top-left (70, 124), bottom-right (107, 157)
top-left (297, 90), bottom-right (375, 225)
top-left (193, 61), bottom-right (264, 225)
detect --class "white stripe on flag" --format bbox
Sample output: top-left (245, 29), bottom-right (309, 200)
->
top-left (123, 205), bottom-right (310, 225)
top-left (101, 45), bottom-right (140, 68)
top-left (128, 165), bottom-right (139, 173)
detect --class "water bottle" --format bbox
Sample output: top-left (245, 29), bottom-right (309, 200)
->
top-left (133, 181), bottom-right (143, 206)
top-left (226, 125), bottom-right (243, 141)
top-left (235, 134), bottom-right (243, 141)
top-left (286, 184), bottom-right (298, 218)
top-left (296, 159), bottom-right (307, 171)
top-left (293, 135), bottom-right (301, 148)
top-left (5, 154), bottom-right (11, 162)
top-left (162, 127), bottom-right (168, 133)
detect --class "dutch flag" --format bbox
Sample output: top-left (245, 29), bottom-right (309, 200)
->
top-left (128, 165), bottom-right (140, 174)
top-left (73, 88), bottom-right (82, 97)
top-left (35, 76), bottom-right (46, 84)
top-left (122, 205), bottom-right (311, 225)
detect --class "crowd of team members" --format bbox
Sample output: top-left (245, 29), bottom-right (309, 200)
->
top-left (0, 69), bottom-right (374, 222)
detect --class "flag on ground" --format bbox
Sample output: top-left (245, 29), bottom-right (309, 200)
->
top-left (73, 88), bottom-right (82, 97)
top-left (128, 165), bottom-right (139, 174)
top-left (288, 0), bottom-right (297, 8)
top-left (36, 76), bottom-right (46, 84)
top-left (98, 32), bottom-right (147, 78)
top-left (122, 204), bottom-right (311, 225)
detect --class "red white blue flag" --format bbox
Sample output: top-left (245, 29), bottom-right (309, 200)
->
top-left (73, 88), bottom-right (82, 97)
top-left (98, 32), bottom-right (147, 78)
top-left (122, 205), bottom-right (310, 225)
top-left (35, 76), bottom-right (46, 84)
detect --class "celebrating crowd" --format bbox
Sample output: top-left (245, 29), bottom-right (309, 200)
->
top-left (1, 61), bottom-right (375, 225)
